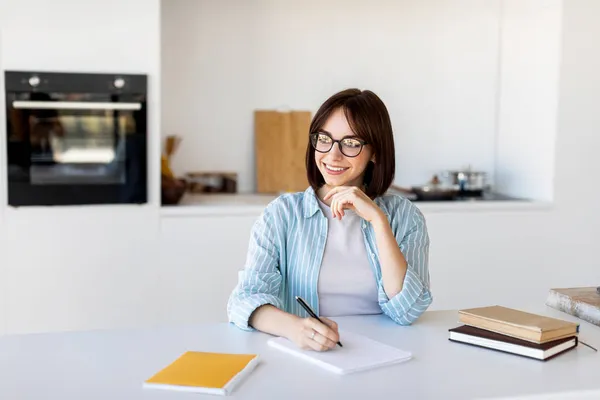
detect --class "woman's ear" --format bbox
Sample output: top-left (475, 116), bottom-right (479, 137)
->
top-left (371, 155), bottom-right (376, 164)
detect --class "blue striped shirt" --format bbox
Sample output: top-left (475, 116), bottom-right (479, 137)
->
top-left (227, 186), bottom-right (432, 330)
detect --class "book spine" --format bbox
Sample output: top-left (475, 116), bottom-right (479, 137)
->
top-left (546, 290), bottom-right (600, 328)
top-left (458, 314), bottom-right (541, 342)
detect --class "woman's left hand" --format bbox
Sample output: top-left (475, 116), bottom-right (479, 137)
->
top-left (322, 186), bottom-right (385, 223)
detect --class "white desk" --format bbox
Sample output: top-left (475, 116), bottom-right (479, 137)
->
top-left (0, 308), bottom-right (598, 400)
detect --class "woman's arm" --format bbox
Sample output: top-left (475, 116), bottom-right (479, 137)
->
top-left (373, 204), bottom-right (432, 325)
top-left (226, 201), bottom-right (285, 330)
top-left (249, 305), bottom-right (300, 337)
top-left (371, 214), bottom-right (409, 298)
top-left (227, 200), bottom-right (340, 350)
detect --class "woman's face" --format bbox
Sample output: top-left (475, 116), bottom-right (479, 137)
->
top-left (314, 108), bottom-right (373, 188)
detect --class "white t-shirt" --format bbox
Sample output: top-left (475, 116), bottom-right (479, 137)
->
top-left (316, 198), bottom-right (382, 317)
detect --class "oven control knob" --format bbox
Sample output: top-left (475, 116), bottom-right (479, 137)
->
top-left (113, 78), bottom-right (125, 89)
top-left (28, 76), bottom-right (40, 87)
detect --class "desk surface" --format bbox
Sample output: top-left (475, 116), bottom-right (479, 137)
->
top-left (0, 307), bottom-right (599, 400)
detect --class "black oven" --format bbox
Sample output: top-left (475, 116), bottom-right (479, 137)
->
top-left (4, 71), bottom-right (148, 206)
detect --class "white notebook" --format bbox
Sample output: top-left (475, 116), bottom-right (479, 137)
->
top-left (267, 330), bottom-right (412, 375)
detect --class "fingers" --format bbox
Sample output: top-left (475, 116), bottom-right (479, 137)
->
top-left (320, 317), bottom-right (339, 332)
top-left (308, 339), bottom-right (329, 352)
top-left (327, 189), bottom-right (345, 219)
top-left (331, 194), bottom-right (342, 220)
top-left (323, 185), bottom-right (354, 201)
top-left (322, 186), bottom-right (341, 201)
top-left (307, 318), bottom-right (340, 345)
top-left (296, 318), bottom-right (341, 352)
top-left (324, 186), bottom-right (365, 220)
top-left (319, 318), bottom-right (340, 347)
top-left (304, 328), bottom-right (336, 351)
top-left (331, 193), bottom-right (354, 220)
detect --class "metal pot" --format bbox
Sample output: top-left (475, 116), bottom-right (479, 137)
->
top-left (391, 175), bottom-right (459, 201)
top-left (411, 184), bottom-right (458, 201)
top-left (442, 169), bottom-right (487, 191)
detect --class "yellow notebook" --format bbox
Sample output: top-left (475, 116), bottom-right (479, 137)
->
top-left (143, 351), bottom-right (260, 396)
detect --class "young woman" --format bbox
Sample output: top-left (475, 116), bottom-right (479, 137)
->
top-left (227, 88), bottom-right (432, 351)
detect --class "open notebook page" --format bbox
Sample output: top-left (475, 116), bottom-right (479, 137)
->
top-left (267, 330), bottom-right (412, 375)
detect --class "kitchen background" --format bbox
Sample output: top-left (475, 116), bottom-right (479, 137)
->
top-left (2, 0), bottom-right (598, 337)
top-left (161, 0), bottom-right (558, 203)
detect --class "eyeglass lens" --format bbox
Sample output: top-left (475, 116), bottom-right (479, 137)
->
top-left (310, 133), bottom-right (364, 157)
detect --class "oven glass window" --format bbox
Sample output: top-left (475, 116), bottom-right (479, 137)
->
top-left (8, 92), bottom-right (144, 185)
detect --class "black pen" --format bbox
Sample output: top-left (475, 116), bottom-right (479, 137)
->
top-left (295, 296), bottom-right (343, 347)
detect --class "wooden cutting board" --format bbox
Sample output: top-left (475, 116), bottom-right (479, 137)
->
top-left (546, 287), bottom-right (600, 327)
top-left (254, 110), bottom-right (311, 194)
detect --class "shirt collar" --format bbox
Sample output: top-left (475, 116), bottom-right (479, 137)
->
top-left (302, 186), bottom-right (321, 218)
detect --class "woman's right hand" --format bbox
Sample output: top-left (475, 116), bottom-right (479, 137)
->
top-left (288, 317), bottom-right (340, 351)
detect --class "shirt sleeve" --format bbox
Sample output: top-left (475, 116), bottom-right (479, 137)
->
top-left (379, 203), bottom-right (433, 325)
top-left (226, 201), bottom-right (285, 331)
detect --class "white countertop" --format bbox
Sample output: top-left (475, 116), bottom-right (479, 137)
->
top-left (160, 192), bottom-right (553, 217)
top-left (0, 307), bottom-right (597, 399)
top-left (161, 193), bottom-right (275, 216)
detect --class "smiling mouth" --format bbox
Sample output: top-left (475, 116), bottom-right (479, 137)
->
top-left (324, 163), bottom-right (349, 172)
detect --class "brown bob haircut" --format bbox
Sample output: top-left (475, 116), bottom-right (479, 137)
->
top-left (305, 88), bottom-right (396, 199)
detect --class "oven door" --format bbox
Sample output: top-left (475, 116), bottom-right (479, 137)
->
top-left (6, 86), bottom-right (147, 206)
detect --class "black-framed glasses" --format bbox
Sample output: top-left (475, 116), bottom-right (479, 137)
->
top-left (309, 132), bottom-right (367, 158)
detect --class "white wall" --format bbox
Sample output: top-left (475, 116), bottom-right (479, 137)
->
top-left (553, 0), bottom-right (600, 221)
top-left (162, 0), bottom-right (502, 193)
top-left (0, 0), bottom-right (162, 334)
top-left (494, 0), bottom-right (561, 201)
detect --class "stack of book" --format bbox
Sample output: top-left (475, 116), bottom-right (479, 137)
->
top-left (545, 287), bottom-right (600, 327)
top-left (448, 305), bottom-right (580, 361)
